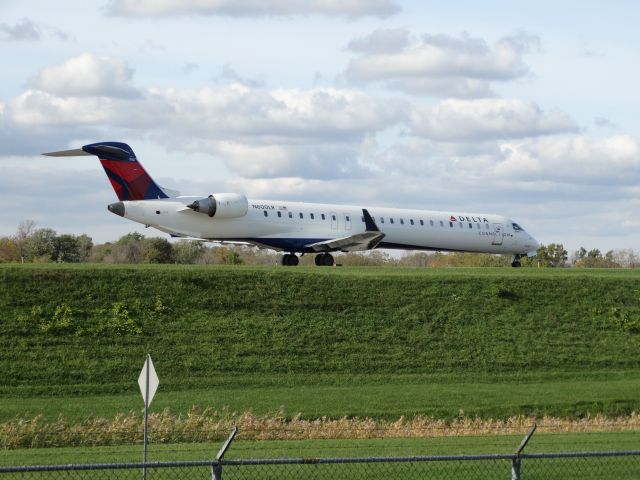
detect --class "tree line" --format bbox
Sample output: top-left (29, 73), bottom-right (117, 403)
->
top-left (1, 220), bottom-right (639, 267)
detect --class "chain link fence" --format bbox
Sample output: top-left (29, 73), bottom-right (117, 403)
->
top-left (2, 451), bottom-right (640, 479)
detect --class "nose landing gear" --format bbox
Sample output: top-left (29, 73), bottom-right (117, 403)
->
top-left (511, 254), bottom-right (522, 268)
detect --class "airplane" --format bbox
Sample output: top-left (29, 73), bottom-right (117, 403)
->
top-left (44, 141), bottom-right (540, 267)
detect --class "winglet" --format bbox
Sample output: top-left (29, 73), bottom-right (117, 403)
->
top-left (362, 209), bottom-right (379, 232)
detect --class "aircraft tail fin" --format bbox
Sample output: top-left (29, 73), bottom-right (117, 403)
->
top-left (43, 142), bottom-right (174, 201)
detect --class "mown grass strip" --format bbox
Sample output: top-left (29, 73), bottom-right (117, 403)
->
top-left (2, 265), bottom-right (640, 423)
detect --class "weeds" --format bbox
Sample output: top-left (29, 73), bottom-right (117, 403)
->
top-left (3, 409), bottom-right (640, 449)
top-left (610, 307), bottom-right (640, 333)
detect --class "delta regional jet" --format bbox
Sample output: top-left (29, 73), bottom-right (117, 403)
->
top-left (45, 142), bottom-right (539, 267)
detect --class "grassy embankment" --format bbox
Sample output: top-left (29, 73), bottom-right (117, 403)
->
top-left (2, 264), bottom-right (640, 452)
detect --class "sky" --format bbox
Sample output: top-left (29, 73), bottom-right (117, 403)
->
top-left (1, 0), bottom-right (640, 253)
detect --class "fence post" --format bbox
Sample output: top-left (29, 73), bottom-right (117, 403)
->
top-left (211, 427), bottom-right (238, 480)
top-left (512, 424), bottom-right (536, 480)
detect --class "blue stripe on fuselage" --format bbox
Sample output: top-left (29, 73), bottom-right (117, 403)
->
top-left (217, 237), bottom-right (450, 253)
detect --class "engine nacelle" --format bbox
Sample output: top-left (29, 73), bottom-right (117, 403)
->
top-left (187, 193), bottom-right (248, 218)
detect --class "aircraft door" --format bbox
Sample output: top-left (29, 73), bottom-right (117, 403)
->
top-left (492, 223), bottom-right (503, 245)
top-left (344, 214), bottom-right (352, 231)
top-left (331, 212), bottom-right (338, 230)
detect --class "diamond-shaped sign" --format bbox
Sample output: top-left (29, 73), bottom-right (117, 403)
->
top-left (138, 355), bottom-right (159, 407)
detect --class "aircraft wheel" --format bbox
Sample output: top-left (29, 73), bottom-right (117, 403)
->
top-left (511, 254), bottom-right (522, 268)
top-left (282, 253), bottom-right (299, 266)
top-left (323, 253), bottom-right (334, 266)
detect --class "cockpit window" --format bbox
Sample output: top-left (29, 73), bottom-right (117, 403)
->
top-left (512, 223), bottom-right (523, 232)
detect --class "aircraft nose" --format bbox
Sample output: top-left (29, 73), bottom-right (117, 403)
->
top-left (108, 201), bottom-right (125, 217)
top-left (529, 236), bottom-right (541, 251)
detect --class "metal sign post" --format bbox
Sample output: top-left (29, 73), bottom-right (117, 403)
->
top-left (138, 354), bottom-right (159, 480)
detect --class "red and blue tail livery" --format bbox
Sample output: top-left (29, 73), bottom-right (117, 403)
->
top-left (43, 142), bottom-right (169, 201)
top-left (82, 142), bottom-right (169, 201)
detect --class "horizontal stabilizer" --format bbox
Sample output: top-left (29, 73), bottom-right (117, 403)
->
top-left (42, 148), bottom-right (91, 157)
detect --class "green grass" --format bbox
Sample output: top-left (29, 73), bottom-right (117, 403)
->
top-left (3, 372), bottom-right (640, 423)
top-left (3, 433), bottom-right (640, 480)
top-left (3, 432), bottom-right (640, 465)
top-left (2, 265), bottom-right (640, 423)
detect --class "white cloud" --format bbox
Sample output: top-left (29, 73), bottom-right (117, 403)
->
top-left (7, 82), bottom-right (403, 143)
top-left (9, 90), bottom-right (115, 126)
top-left (345, 32), bottom-right (539, 97)
top-left (107, 0), bottom-right (399, 18)
top-left (346, 28), bottom-right (410, 53)
top-left (496, 135), bottom-right (640, 185)
top-left (0, 18), bottom-right (41, 42)
top-left (389, 78), bottom-right (493, 98)
top-left (138, 85), bottom-right (405, 143)
top-left (28, 53), bottom-right (139, 98)
top-left (3, 56), bottom-right (406, 181)
top-left (206, 140), bottom-right (370, 179)
top-left (12, 54), bottom-right (406, 143)
top-left (214, 64), bottom-right (265, 88)
top-left (411, 98), bottom-right (578, 141)
top-left (0, 18), bottom-right (69, 43)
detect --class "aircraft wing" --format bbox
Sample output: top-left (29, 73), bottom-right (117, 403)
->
top-left (305, 208), bottom-right (384, 252)
top-left (306, 231), bottom-right (385, 252)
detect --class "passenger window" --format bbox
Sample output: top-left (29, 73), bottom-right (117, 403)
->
top-left (288, 212), bottom-right (293, 218)
top-left (299, 212), bottom-right (304, 219)
top-left (468, 223), bottom-right (472, 229)
top-left (321, 214), bottom-right (326, 220)
top-left (332, 214), bottom-right (336, 221)
top-left (449, 222), bottom-right (453, 227)
top-left (420, 220), bottom-right (425, 226)
top-left (263, 211), bottom-right (268, 217)
top-left (380, 217), bottom-right (385, 224)
top-left (440, 221), bottom-right (444, 227)
top-left (390, 218), bottom-right (394, 224)
top-left (486, 224), bottom-right (490, 230)
top-left (400, 219), bottom-right (404, 225)
top-left (346, 215), bottom-right (350, 222)
top-left (410, 219), bottom-right (414, 225)
top-left (361, 216), bottom-right (365, 222)
top-left (277, 211), bottom-right (282, 218)
top-left (459, 223), bottom-right (463, 228)
top-left (430, 220), bottom-right (434, 227)
top-left (310, 213), bottom-right (314, 219)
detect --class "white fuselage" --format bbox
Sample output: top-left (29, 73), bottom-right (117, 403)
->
top-left (116, 197), bottom-right (539, 255)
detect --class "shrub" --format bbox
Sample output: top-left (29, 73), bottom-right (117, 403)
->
top-left (102, 302), bottom-right (142, 336)
top-left (40, 304), bottom-right (75, 334)
top-left (610, 307), bottom-right (640, 333)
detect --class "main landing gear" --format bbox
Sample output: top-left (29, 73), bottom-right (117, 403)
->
top-left (281, 253), bottom-right (299, 266)
top-left (314, 253), bottom-right (335, 266)
top-left (511, 254), bottom-right (522, 268)
top-left (280, 252), bottom-right (335, 266)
